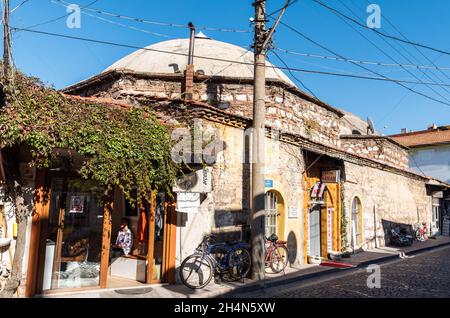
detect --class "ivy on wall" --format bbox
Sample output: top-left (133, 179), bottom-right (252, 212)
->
top-left (0, 72), bottom-right (179, 204)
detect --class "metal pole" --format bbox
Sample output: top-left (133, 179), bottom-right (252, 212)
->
top-left (251, 0), bottom-right (267, 281)
top-left (3, 0), bottom-right (10, 82)
top-left (187, 22), bottom-right (195, 65)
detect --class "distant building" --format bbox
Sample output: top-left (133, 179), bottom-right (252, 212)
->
top-left (390, 125), bottom-right (450, 183)
top-left (391, 125), bottom-right (450, 237)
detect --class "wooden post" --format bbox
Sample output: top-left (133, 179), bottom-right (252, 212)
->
top-left (146, 191), bottom-right (156, 284)
top-left (25, 170), bottom-right (49, 297)
top-left (99, 198), bottom-right (113, 288)
top-left (166, 198), bottom-right (177, 284)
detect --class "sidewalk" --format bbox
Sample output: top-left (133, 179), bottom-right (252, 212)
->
top-left (42, 236), bottom-right (450, 298)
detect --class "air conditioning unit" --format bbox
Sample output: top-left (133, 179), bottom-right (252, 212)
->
top-left (173, 167), bottom-right (212, 193)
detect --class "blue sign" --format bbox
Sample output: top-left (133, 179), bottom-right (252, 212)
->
top-left (265, 180), bottom-right (273, 188)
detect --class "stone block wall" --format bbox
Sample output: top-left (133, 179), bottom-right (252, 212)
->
top-left (87, 76), bottom-right (342, 150)
top-left (343, 162), bottom-right (431, 250)
top-left (341, 137), bottom-right (409, 171)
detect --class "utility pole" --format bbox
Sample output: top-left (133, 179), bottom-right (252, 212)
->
top-left (3, 0), bottom-right (11, 83)
top-left (251, 0), bottom-right (291, 281)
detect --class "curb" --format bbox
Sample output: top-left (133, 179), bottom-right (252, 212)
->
top-left (226, 241), bottom-right (450, 296)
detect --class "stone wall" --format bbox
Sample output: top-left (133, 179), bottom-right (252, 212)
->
top-left (341, 136), bottom-right (409, 171)
top-left (84, 76), bottom-right (342, 150)
top-left (174, 121), bottom-right (306, 274)
top-left (343, 161), bottom-right (431, 250)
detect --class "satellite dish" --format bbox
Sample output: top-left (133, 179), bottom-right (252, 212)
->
top-left (367, 117), bottom-right (375, 135)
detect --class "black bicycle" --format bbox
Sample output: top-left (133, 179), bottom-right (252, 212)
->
top-left (179, 234), bottom-right (251, 289)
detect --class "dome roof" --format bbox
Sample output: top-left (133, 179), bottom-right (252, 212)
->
top-left (104, 35), bottom-right (295, 86)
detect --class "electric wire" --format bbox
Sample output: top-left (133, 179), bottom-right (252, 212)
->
top-left (10, 26), bottom-right (450, 93)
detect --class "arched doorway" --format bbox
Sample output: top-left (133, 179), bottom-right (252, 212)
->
top-left (264, 191), bottom-right (285, 239)
top-left (351, 196), bottom-right (363, 249)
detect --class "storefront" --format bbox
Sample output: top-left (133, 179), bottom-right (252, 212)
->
top-left (25, 168), bottom-right (177, 296)
top-left (303, 151), bottom-right (342, 262)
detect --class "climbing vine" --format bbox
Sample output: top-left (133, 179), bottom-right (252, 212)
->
top-left (0, 71), bottom-right (179, 204)
top-left (340, 180), bottom-right (349, 252)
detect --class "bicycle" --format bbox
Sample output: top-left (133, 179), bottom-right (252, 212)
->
top-left (265, 234), bottom-right (289, 273)
top-left (179, 234), bottom-right (251, 289)
top-left (415, 222), bottom-right (428, 242)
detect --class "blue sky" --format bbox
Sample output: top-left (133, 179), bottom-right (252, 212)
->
top-left (4, 0), bottom-right (450, 135)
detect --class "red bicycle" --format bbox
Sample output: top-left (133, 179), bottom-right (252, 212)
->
top-left (415, 222), bottom-right (428, 242)
top-left (265, 234), bottom-right (289, 273)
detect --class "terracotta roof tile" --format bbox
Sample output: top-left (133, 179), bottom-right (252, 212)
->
top-left (390, 128), bottom-right (450, 148)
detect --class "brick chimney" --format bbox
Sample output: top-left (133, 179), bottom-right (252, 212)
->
top-left (183, 22), bottom-right (196, 102)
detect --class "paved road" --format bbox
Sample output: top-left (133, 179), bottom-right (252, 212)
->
top-left (233, 246), bottom-right (450, 298)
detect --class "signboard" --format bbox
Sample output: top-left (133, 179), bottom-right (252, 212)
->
top-left (176, 192), bottom-right (200, 213)
top-left (306, 210), bottom-right (310, 256)
top-left (265, 180), bottom-right (273, 188)
top-left (289, 207), bottom-right (299, 219)
top-left (327, 208), bottom-right (333, 252)
top-left (321, 170), bottom-right (340, 183)
top-left (69, 195), bottom-right (85, 214)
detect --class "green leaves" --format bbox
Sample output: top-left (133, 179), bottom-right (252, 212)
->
top-left (0, 72), bottom-right (179, 202)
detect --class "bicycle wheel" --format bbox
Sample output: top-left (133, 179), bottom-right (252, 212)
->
top-left (179, 254), bottom-right (214, 289)
top-left (228, 248), bottom-right (251, 280)
top-left (415, 229), bottom-right (424, 241)
top-left (269, 245), bottom-right (289, 273)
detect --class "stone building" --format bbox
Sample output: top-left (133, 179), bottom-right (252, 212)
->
top-left (0, 33), bottom-right (446, 296)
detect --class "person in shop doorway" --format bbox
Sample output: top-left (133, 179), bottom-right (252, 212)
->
top-left (110, 217), bottom-right (132, 261)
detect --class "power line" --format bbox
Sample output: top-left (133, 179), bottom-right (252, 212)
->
top-left (276, 20), bottom-right (450, 107)
top-left (312, 0), bottom-right (450, 57)
top-left (10, 27), bottom-right (450, 92)
top-left (23, 0), bottom-right (100, 29)
top-left (276, 48), bottom-right (450, 71)
top-left (327, 0), bottom-right (450, 105)
top-left (10, 0), bottom-right (30, 14)
top-left (361, 0), bottom-right (450, 91)
top-left (269, 49), bottom-right (317, 98)
top-left (267, 0), bottom-right (299, 19)
top-left (334, 0), bottom-right (450, 103)
top-left (54, 0), bottom-right (250, 34)
top-left (53, 0), bottom-right (170, 38)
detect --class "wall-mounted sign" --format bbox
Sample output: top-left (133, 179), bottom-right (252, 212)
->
top-left (176, 192), bottom-right (200, 213)
top-left (289, 207), bottom-right (299, 219)
top-left (327, 208), bottom-right (333, 252)
top-left (69, 195), bottom-right (85, 214)
top-left (265, 180), bottom-right (273, 188)
top-left (321, 170), bottom-right (340, 183)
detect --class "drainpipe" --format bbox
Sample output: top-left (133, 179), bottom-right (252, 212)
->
top-left (183, 22), bottom-right (196, 102)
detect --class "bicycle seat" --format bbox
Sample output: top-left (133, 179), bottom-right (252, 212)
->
top-left (267, 234), bottom-right (279, 243)
top-left (276, 240), bottom-right (287, 244)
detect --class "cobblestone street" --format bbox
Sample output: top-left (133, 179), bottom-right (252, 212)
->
top-left (232, 246), bottom-right (450, 298)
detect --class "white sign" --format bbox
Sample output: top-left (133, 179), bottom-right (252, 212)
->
top-left (306, 211), bottom-right (310, 256)
top-left (176, 192), bottom-right (200, 213)
top-left (289, 207), bottom-right (299, 219)
top-left (173, 167), bottom-right (212, 193)
top-left (327, 208), bottom-right (333, 252)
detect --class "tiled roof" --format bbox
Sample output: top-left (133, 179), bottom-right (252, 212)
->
top-left (390, 127), bottom-right (450, 148)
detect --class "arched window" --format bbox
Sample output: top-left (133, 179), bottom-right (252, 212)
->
top-left (351, 196), bottom-right (362, 247)
top-left (264, 191), bottom-right (285, 239)
top-left (265, 191), bottom-right (278, 238)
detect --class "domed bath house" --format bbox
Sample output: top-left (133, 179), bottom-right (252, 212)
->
top-left (19, 32), bottom-right (444, 296)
